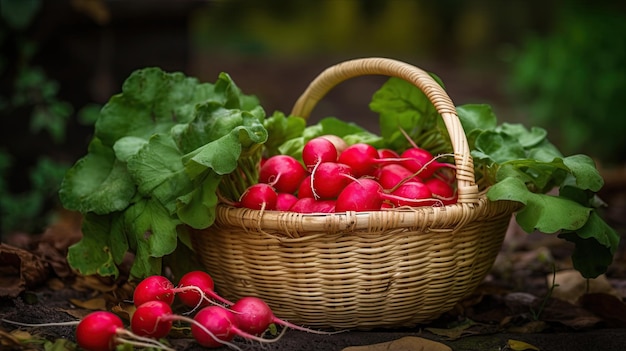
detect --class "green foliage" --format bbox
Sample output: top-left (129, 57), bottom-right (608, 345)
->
top-left (61, 68), bottom-right (267, 279)
top-left (509, 6), bottom-right (626, 164)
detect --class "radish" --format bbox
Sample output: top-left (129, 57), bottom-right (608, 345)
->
top-left (133, 273), bottom-right (223, 309)
top-left (335, 179), bottom-right (384, 212)
top-left (230, 296), bottom-right (336, 336)
top-left (289, 197), bottom-right (336, 213)
top-left (389, 181), bottom-right (442, 207)
top-left (192, 305), bottom-right (285, 349)
top-left (133, 275), bottom-right (176, 307)
top-left (337, 143), bottom-right (406, 177)
top-left (400, 147), bottom-right (455, 179)
top-left (297, 175), bottom-right (314, 199)
top-left (276, 192), bottom-right (298, 211)
top-left (310, 161), bottom-right (354, 199)
top-left (377, 148), bottom-right (400, 158)
top-left (319, 134), bottom-right (348, 154)
top-left (259, 155), bottom-right (307, 194)
top-left (335, 178), bottom-right (443, 212)
top-left (131, 300), bottom-right (241, 350)
top-left (177, 270), bottom-right (234, 308)
top-left (1, 311), bottom-right (176, 351)
top-left (302, 137), bottom-right (338, 171)
top-left (375, 163), bottom-right (422, 190)
top-left (425, 177), bottom-right (457, 205)
top-left (239, 183), bottom-right (278, 210)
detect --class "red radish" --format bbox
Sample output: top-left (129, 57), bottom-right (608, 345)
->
top-left (133, 275), bottom-right (176, 307)
top-left (177, 270), bottom-right (233, 308)
top-left (259, 155), bottom-right (307, 194)
top-left (289, 197), bottom-right (336, 213)
top-left (389, 181), bottom-right (442, 207)
top-left (131, 301), bottom-right (175, 339)
top-left (239, 183), bottom-right (278, 210)
top-left (297, 175), bottom-right (314, 199)
top-left (2, 311), bottom-right (176, 351)
top-left (337, 143), bottom-right (408, 177)
top-left (375, 163), bottom-right (423, 190)
top-left (302, 137), bottom-right (338, 171)
top-left (311, 162), bottom-right (354, 199)
top-left (319, 134), bottom-right (348, 154)
top-left (378, 148), bottom-right (400, 158)
top-left (335, 179), bottom-right (443, 212)
top-left (335, 179), bottom-right (384, 212)
top-left (192, 306), bottom-right (285, 349)
top-left (230, 296), bottom-right (335, 336)
top-left (131, 301), bottom-right (240, 350)
top-left (400, 148), bottom-right (455, 179)
top-left (276, 192), bottom-right (298, 211)
top-left (425, 177), bottom-right (457, 205)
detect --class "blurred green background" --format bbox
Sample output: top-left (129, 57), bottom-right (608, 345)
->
top-left (1, 0), bottom-right (624, 236)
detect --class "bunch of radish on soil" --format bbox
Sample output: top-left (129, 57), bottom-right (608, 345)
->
top-left (235, 134), bottom-right (457, 213)
top-left (1, 271), bottom-right (334, 351)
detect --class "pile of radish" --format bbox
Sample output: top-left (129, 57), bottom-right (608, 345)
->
top-left (2, 271), bottom-right (333, 351)
top-left (236, 135), bottom-right (457, 213)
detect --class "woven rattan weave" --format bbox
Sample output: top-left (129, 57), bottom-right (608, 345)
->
top-left (192, 58), bottom-right (519, 329)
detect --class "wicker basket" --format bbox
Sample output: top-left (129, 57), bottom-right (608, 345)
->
top-left (191, 57), bottom-right (519, 329)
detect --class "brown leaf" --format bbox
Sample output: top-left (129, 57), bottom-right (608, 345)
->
top-left (549, 270), bottom-right (620, 305)
top-left (0, 243), bottom-right (50, 298)
top-left (69, 297), bottom-right (108, 310)
top-left (579, 293), bottom-right (626, 328)
top-left (342, 336), bottom-right (452, 351)
top-left (507, 339), bottom-right (541, 351)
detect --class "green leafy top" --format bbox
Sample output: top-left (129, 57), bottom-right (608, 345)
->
top-left (367, 78), bottom-right (618, 278)
top-left (59, 68), bottom-right (267, 278)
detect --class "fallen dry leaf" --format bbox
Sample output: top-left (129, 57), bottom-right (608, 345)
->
top-left (579, 292), bottom-right (626, 328)
top-left (0, 243), bottom-right (50, 298)
top-left (69, 297), bottom-right (108, 310)
top-left (507, 339), bottom-right (541, 350)
top-left (342, 336), bottom-right (452, 351)
top-left (549, 269), bottom-right (620, 304)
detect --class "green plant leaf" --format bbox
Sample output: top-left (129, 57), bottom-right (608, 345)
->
top-left (59, 138), bottom-right (136, 214)
top-left (562, 154), bottom-right (604, 192)
top-left (67, 213), bottom-right (119, 277)
top-left (176, 172), bottom-right (221, 229)
top-left (488, 177), bottom-right (591, 233)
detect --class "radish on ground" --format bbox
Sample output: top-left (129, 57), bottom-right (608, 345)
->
top-left (2, 311), bottom-right (175, 351)
top-left (258, 155), bottom-right (307, 194)
top-left (177, 270), bottom-right (233, 309)
top-left (192, 305), bottom-right (286, 349)
top-left (133, 273), bottom-right (225, 309)
top-left (238, 183), bottom-right (278, 210)
top-left (230, 296), bottom-right (338, 336)
top-left (131, 300), bottom-right (241, 351)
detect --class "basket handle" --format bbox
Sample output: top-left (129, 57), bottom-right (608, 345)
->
top-left (290, 57), bottom-right (479, 204)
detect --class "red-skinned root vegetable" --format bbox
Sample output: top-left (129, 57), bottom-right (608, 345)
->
top-left (2, 311), bottom-right (175, 351)
top-left (238, 183), bottom-right (278, 210)
top-left (133, 273), bottom-right (228, 309)
top-left (230, 296), bottom-right (340, 336)
top-left (177, 270), bottom-right (234, 309)
top-left (259, 155), bottom-right (307, 194)
top-left (192, 305), bottom-right (287, 349)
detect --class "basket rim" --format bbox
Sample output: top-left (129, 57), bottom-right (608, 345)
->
top-left (213, 194), bottom-right (520, 239)
top-left (289, 57), bottom-right (479, 204)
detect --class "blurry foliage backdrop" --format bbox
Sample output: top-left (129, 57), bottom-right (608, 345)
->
top-left (0, 0), bottom-right (624, 236)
